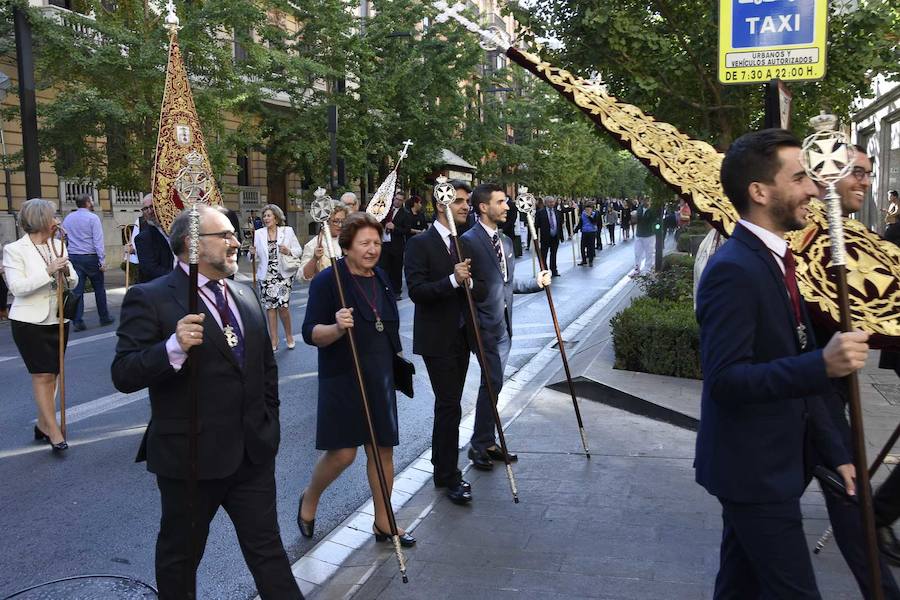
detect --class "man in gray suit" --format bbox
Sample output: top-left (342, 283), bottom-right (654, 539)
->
top-left (460, 183), bottom-right (551, 470)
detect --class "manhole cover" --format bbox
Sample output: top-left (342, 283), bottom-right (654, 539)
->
top-left (5, 576), bottom-right (157, 599)
top-left (874, 384), bottom-right (900, 406)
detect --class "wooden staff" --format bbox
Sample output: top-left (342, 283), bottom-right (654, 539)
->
top-left (186, 204), bottom-right (201, 597)
top-left (802, 120), bottom-right (883, 598)
top-left (251, 252), bottom-right (257, 289)
top-left (815, 417), bottom-right (900, 554)
top-left (56, 232), bottom-right (67, 438)
top-left (315, 195), bottom-right (409, 582)
top-left (519, 196), bottom-right (590, 457)
top-left (434, 181), bottom-right (520, 503)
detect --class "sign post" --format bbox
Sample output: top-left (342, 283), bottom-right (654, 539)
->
top-left (719, 0), bottom-right (826, 127)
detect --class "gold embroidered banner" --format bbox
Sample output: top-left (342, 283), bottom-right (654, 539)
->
top-left (150, 29), bottom-right (222, 234)
top-left (504, 46), bottom-right (900, 347)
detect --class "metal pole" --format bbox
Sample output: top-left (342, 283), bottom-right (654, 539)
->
top-left (186, 204), bottom-right (200, 597)
top-left (13, 6), bottom-right (41, 200)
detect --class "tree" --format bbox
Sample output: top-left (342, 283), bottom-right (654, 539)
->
top-left (511, 0), bottom-right (900, 148)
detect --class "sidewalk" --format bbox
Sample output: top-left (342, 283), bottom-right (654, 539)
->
top-left (304, 279), bottom-right (900, 599)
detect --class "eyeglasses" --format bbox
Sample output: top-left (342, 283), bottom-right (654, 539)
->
top-left (850, 167), bottom-right (873, 182)
top-left (329, 219), bottom-right (345, 226)
top-left (199, 230), bottom-right (238, 241)
top-left (140, 206), bottom-right (152, 212)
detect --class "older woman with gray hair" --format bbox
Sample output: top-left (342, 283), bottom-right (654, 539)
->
top-left (2, 199), bottom-right (78, 453)
top-left (249, 203), bottom-right (302, 350)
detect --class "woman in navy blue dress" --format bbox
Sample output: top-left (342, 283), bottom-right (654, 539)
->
top-left (297, 212), bottom-right (415, 546)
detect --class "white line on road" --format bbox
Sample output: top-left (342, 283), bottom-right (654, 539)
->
top-left (0, 426), bottom-right (146, 460)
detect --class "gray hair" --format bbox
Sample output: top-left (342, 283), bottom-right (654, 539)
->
top-left (340, 192), bottom-right (358, 209)
top-left (261, 204), bottom-right (285, 225)
top-left (18, 198), bottom-right (58, 234)
top-left (74, 194), bottom-right (92, 209)
top-left (169, 205), bottom-right (228, 257)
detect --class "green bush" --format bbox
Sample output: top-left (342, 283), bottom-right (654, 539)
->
top-left (635, 264), bottom-right (693, 302)
top-left (661, 252), bottom-right (694, 271)
top-left (610, 296), bottom-right (702, 379)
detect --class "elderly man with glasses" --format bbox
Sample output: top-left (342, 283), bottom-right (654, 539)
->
top-left (134, 194), bottom-right (174, 283)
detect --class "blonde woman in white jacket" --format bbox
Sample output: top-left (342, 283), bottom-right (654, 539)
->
top-left (248, 204), bottom-right (302, 350)
top-left (3, 199), bottom-right (78, 452)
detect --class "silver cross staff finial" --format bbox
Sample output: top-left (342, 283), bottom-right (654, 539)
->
top-left (311, 187), bottom-right (335, 224)
top-left (399, 140), bottom-right (414, 161)
top-left (164, 0), bottom-right (180, 32)
top-left (515, 187), bottom-right (537, 218)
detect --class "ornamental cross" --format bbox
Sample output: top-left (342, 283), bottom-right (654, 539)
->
top-left (399, 139), bottom-right (414, 161)
top-left (806, 139), bottom-right (850, 182)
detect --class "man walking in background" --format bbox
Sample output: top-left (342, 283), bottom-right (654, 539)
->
top-left (63, 193), bottom-right (114, 331)
top-left (631, 197), bottom-right (656, 276)
top-left (536, 196), bottom-right (563, 277)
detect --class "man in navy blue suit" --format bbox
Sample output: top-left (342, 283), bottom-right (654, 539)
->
top-left (695, 128), bottom-right (872, 599)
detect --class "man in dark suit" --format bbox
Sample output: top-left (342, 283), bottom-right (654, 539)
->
top-left (111, 206), bottom-right (301, 600)
top-left (379, 192), bottom-right (406, 299)
top-left (405, 180), bottom-right (474, 504)
top-left (695, 128), bottom-right (872, 599)
top-left (134, 196), bottom-right (174, 283)
top-left (535, 196), bottom-right (563, 277)
top-left (460, 183), bottom-right (551, 470)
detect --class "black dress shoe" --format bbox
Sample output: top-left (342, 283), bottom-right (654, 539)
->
top-left (296, 492), bottom-right (315, 538)
top-left (485, 446), bottom-right (518, 462)
top-left (72, 321), bottom-right (86, 332)
top-left (878, 526), bottom-right (900, 566)
top-left (446, 483), bottom-right (473, 505)
top-left (100, 317), bottom-right (115, 327)
top-left (34, 425), bottom-right (50, 442)
top-left (373, 525), bottom-right (416, 547)
top-left (434, 478), bottom-right (471, 493)
top-left (51, 440), bottom-right (69, 453)
top-left (467, 447), bottom-right (493, 471)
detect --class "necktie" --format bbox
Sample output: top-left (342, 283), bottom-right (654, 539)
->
top-left (492, 233), bottom-right (507, 282)
top-left (205, 280), bottom-right (245, 364)
top-left (781, 250), bottom-right (808, 349)
top-left (448, 235), bottom-right (459, 263)
top-left (549, 209), bottom-right (556, 237)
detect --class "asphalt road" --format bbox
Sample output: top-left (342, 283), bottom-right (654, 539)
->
top-left (0, 233), bottom-right (642, 599)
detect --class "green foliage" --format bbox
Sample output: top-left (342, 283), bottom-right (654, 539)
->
top-left (634, 263), bottom-right (693, 302)
top-left (661, 252), bottom-right (694, 271)
top-left (511, 0), bottom-right (900, 148)
top-left (610, 296), bottom-right (702, 379)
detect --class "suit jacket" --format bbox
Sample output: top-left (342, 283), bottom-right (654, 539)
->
top-left (535, 207), bottom-right (564, 242)
top-left (111, 268), bottom-right (280, 480)
top-left (1, 235), bottom-right (78, 323)
top-left (135, 224), bottom-right (173, 283)
top-left (694, 223), bottom-right (848, 503)
top-left (405, 224), bottom-right (471, 357)
top-left (460, 222), bottom-right (539, 340)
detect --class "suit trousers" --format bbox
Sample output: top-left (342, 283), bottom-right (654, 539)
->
top-left (875, 467), bottom-right (900, 527)
top-left (820, 479), bottom-right (900, 599)
top-left (70, 254), bottom-right (111, 323)
top-left (539, 236), bottom-right (560, 275)
top-left (580, 232), bottom-right (596, 264)
top-left (379, 241), bottom-right (404, 296)
top-left (714, 498), bottom-right (820, 600)
top-left (470, 328), bottom-right (511, 452)
top-left (155, 457), bottom-right (302, 600)
top-left (423, 327), bottom-right (470, 486)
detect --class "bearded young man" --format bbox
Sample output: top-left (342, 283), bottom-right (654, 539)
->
top-left (694, 129), bottom-right (872, 599)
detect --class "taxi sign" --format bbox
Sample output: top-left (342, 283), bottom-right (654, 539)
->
top-left (718, 0), bottom-right (827, 84)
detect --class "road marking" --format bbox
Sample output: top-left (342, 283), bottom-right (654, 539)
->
top-left (69, 331), bottom-right (118, 347)
top-left (511, 332), bottom-right (555, 341)
top-left (0, 426), bottom-right (146, 460)
top-left (0, 356), bottom-right (18, 363)
top-left (42, 371), bottom-right (318, 426)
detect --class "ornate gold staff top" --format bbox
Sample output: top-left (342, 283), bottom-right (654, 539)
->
top-left (366, 140), bottom-right (413, 223)
top-left (432, 1), bottom-right (900, 348)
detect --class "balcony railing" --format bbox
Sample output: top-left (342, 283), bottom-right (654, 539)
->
top-left (58, 178), bottom-right (99, 210)
top-left (110, 187), bottom-right (144, 211)
top-left (36, 3), bottom-right (105, 45)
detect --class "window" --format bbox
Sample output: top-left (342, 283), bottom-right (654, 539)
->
top-left (237, 155), bottom-right (250, 187)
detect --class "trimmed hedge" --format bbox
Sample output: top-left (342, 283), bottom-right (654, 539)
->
top-left (634, 264), bottom-right (693, 302)
top-left (610, 296), bottom-right (702, 379)
top-left (661, 252), bottom-right (694, 271)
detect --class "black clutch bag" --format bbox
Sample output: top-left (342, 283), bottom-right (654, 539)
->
top-left (393, 354), bottom-right (415, 398)
top-left (813, 465), bottom-right (857, 505)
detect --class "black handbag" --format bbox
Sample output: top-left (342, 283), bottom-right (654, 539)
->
top-left (393, 354), bottom-right (415, 398)
top-left (61, 288), bottom-right (81, 321)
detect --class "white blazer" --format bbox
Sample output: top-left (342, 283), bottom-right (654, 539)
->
top-left (2, 235), bottom-right (79, 324)
top-left (253, 226), bottom-right (302, 280)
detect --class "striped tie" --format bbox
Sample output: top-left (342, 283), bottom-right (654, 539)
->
top-left (492, 233), bottom-right (507, 282)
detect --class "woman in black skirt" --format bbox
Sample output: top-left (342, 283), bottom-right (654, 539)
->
top-left (2, 199), bottom-right (78, 452)
top-left (297, 212), bottom-right (414, 546)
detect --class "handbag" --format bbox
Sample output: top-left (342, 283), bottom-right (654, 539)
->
top-left (393, 354), bottom-right (415, 398)
top-left (276, 228), bottom-right (303, 275)
top-left (61, 287), bottom-right (81, 321)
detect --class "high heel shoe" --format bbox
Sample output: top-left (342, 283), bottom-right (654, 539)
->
top-left (286, 339), bottom-right (296, 350)
top-left (373, 524), bottom-right (416, 547)
top-left (297, 492), bottom-right (315, 538)
top-left (50, 440), bottom-right (69, 454)
top-left (34, 425), bottom-right (50, 443)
